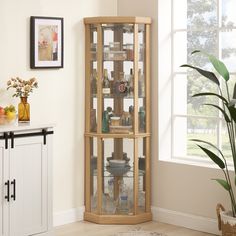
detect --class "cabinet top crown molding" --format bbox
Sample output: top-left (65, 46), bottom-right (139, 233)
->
top-left (0, 123), bottom-right (55, 133)
top-left (83, 16), bottom-right (152, 25)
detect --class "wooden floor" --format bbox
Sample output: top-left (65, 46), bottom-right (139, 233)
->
top-left (55, 221), bottom-right (216, 236)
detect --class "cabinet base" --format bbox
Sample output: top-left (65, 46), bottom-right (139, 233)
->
top-left (84, 212), bottom-right (152, 224)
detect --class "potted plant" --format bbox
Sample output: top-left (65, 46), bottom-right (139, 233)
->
top-left (181, 50), bottom-right (236, 235)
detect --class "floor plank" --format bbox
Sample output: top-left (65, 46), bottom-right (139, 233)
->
top-left (54, 221), bottom-right (216, 236)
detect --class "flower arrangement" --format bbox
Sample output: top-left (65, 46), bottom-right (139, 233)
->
top-left (7, 77), bottom-right (38, 98)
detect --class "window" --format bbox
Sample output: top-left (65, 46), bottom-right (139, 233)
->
top-left (172, 0), bottom-right (236, 161)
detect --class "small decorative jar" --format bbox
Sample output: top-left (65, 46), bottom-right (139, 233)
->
top-left (18, 97), bottom-right (30, 122)
top-left (110, 116), bottom-right (120, 126)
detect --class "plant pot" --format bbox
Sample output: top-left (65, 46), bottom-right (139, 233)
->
top-left (217, 203), bottom-right (236, 236)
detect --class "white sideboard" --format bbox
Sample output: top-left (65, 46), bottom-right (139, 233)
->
top-left (0, 124), bottom-right (53, 236)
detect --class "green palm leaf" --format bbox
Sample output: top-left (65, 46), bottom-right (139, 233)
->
top-left (192, 50), bottom-right (229, 81)
top-left (212, 179), bottom-right (231, 191)
top-left (233, 83), bottom-right (236, 99)
top-left (197, 145), bottom-right (225, 169)
top-left (190, 139), bottom-right (224, 159)
top-left (180, 64), bottom-right (220, 86)
top-left (192, 92), bottom-right (228, 104)
top-left (204, 103), bottom-right (230, 122)
top-left (228, 105), bottom-right (236, 123)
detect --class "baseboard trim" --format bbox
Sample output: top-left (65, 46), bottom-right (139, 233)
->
top-left (151, 206), bottom-right (220, 235)
top-left (53, 205), bottom-right (220, 235)
top-left (53, 206), bottom-right (85, 227)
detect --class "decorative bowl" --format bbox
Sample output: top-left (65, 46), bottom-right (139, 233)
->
top-left (107, 156), bottom-right (130, 164)
top-left (109, 159), bottom-right (126, 168)
top-left (106, 165), bottom-right (131, 176)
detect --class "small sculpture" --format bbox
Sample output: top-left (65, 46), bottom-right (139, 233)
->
top-left (102, 107), bottom-right (113, 133)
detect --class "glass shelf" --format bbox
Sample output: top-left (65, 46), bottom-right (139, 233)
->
top-left (90, 60), bottom-right (145, 63)
top-left (91, 95), bottom-right (146, 99)
top-left (90, 52), bottom-right (143, 62)
top-left (92, 169), bottom-right (145, 178)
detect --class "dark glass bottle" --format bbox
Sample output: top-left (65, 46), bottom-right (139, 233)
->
top-left (91, 69), bottom-right (97, 95)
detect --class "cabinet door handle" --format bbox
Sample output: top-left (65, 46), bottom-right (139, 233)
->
top-left (11, 179), bottom-right (16, 201)
top-left (9, 132), bottom-right (14, 149)
top-left (3, 132), bottom-right (8, 149)
top-left (5, 180), bottom-right (10, 202)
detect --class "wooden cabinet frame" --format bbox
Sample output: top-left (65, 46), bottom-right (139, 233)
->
top-left (84, 16), bottom-right (152, 224)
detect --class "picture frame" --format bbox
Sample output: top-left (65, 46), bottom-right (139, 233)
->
top-left (30, 16), bottom-right (64, 69)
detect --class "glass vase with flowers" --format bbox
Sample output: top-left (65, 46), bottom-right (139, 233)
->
top-left (7, 77), bottom-right (38, 122)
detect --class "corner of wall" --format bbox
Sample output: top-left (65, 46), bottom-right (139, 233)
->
top-left (116, 0), bottom-right (119, 15)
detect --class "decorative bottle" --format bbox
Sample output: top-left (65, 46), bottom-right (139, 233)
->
top-left (128, 68), bottom-right (134, 97)
top-left (91, 69), bottom-right (97, 95)
top-left (18, 97), bottom-right (30, 122)
top-left (102, 69), bottom-right (110, 96)
top-left (114, 72), bottom-right (128, 96)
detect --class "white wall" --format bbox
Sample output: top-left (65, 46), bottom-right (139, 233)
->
top-left (118, 0), bottom-right (231, 221)
top-left (0, 0), bottom-right (117, 214)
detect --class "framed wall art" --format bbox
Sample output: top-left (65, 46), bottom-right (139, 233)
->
top-left (30, 16), bottom-right (64, 69)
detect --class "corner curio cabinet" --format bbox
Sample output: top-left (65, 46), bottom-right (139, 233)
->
top-left (84, 16), bottom-right (152, 224)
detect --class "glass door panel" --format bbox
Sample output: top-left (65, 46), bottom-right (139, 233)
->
top-left (138, 137), bottom-right (146, 213)
top-left (90, 25), bottom-right (98, 132)
top-left (101, 24), bottom-right (135, 134)
top-left (102, 138), bottom-right (134, 215)
top-left (138, 24), bottom-right (146, 133)
top-left (90, 137), bottom-right (98, 213)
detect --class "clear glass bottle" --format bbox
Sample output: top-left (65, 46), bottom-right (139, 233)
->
top-left (108, 178), bottom-right (114, 200)
top-left (110, 71), bottom-right (114, 95)
top-left (102, 69), bottom-right (111, 96)
top-left (18, 97), bottom-right (30, 122)
top-left (119, 181), bottom-right (129, 213)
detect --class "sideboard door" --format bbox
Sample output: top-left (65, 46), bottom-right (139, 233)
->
top-left (9, 136), bottom-right (48, 236)
top-left (0, 139), bottom-right (9, 236)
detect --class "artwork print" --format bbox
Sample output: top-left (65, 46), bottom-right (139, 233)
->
top-left (30, 16), bottom-right (64, 68)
